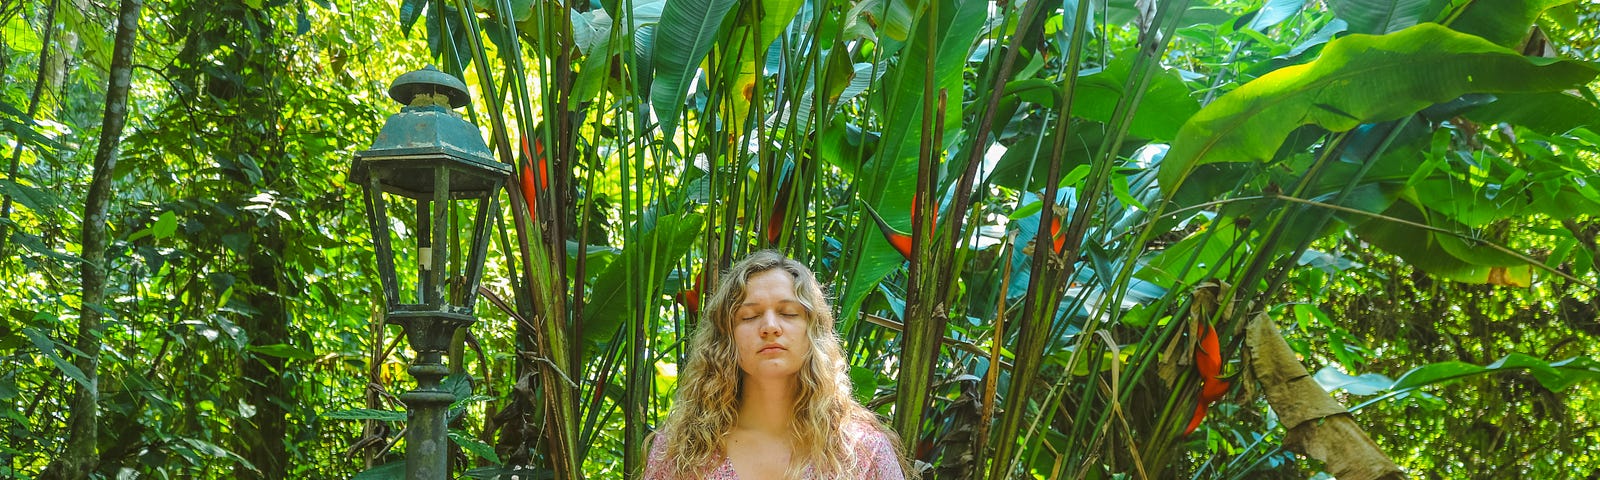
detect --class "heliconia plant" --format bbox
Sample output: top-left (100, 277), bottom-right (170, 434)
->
top-left (359, 0), bottom-right (1600, 477)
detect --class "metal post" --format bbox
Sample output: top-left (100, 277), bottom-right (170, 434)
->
top-left (399, 317), bottom-right (461, 479)
top-left (352, 65), bottom-right (509, 480)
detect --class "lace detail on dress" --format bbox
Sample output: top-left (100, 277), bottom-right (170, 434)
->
top-left (843, 420), bottom-right (906, 480)
top-left (642, 421), bottom-right (904, 479)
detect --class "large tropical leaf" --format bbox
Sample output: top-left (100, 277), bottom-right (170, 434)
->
top-left (839, 0), bottom-right (989, 318)
top-left (1157, 23), bottom-right (1600, 195)
top-left (987, 121), bottom-right (1103, 191)
top-left (1350, 193), bottom-right (1533, 285)
top-left (1072, 52), bottom-right (1200, 142)
top-left (711, 0), bottom-right (806, 132)
top-left (1349, 353), bottom-right (1600, 411)
top-left (1445, 0), bottom-right (1573, 48)
top-left (1326, 0), bottom-right (1428, 34)
top-left (649, 0), bottom-right (739, 135)
top-left (1464, 92), bottom-right (1600, 135)
top-left (579, 212), bottom-right (705, 343)
top-left (772, 59), bottom-right (884, 132)
top-left (1241, 0), bottom-right (1306, 32)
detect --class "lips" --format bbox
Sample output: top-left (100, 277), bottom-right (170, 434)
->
top-left (758, 344), bottom-right (786, 354)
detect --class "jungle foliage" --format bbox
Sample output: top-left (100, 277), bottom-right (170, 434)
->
top-left (2, 0), bottom-right (1600, 478)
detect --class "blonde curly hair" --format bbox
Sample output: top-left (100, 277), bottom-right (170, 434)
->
top-left (651, 250), bottom-right (911, 479)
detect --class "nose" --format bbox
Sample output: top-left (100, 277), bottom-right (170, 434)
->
top-left (759, 312), bottom-right (782, 337)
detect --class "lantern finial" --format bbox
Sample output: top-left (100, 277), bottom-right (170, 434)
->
top-left (388, 65), bottom-right (471, 109)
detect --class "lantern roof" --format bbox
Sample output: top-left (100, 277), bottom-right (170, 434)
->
top-left (351, 66), bottom-right (509, 197)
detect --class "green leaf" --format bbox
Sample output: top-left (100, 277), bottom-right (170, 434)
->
top-left (222, 232), bottom-right (251, 253)
top-left (450, 394), bottom-right (497, 410)
top-left (1312, 367), bottom-right (1392, 396)
top-left (0, 375), bottom-right (18, 401)
top-left (1109, 171), bottom-right (1145, 212)
top-left (351, 461), bottom-right (405, 480)
top-left (1390, 353), bottom-right (1600, 392)
top-left (2, 15), bottom-right (42, 53)
top-left (848, 366), bottom-right (880, 404)
top-left (649, 0), bottom-right (739, 135)
top-left (1326, 0), bottom-right (1429, 34)
top-left (570, 10), bottom-right (617, 105)
top-left (247, 343), bottom-right (315, 360)
top-left (1136, 216), bottom-right (1247, 290)
top-left (1350, 194), bottom-right (1531, 284)
top-left (1071, 53), bottom-right (1200, 142)
top-left (1353, 353), bottom-right (1600, 413)
top-left (988, 124), bottom-right (1104, 191)
top-left (153, 211), bottom-right (179, 239)
top-left (1446, 0), bottom-right (1573, 48)
top-left (451, 431), bottom-right (501, 464)
top-left (24, 327), bottom-right (92, 391)
top-left (842, 0), bottom-right (915, 43)
top-left (1158, 24), bottom-right (1600, 194)
top-left (443, 373), bottom-right (473, 401)
top-left (424, 3), bottom-right (472, 75)
top-left (1464, 92), bottom-right (1600, 135)
top-left (1008, 200), bottom-right (1045, 220)
top-left (475, 0), bottom-right (534, 23)
top-left (0, 114), bottom-right (63, 151)
top-left (1388, 360), bottom-right (1488, 390)
top-left (841, 0), bottom-right (989, 319)
top-left (179, 438), bottom-right (259, 474)
top-left (1325, 327), bottom-right (1367, 370)
top-left (398, 0), bottom-right (427, 36)
top-left (1242, 0), bottom-right (1306, 32)
top-left (0, 179), bottom-right (64, 215)
top-left (1547, 356), bottom-right (1600, 390)
top-left (322, 408), bottom-right (407, 422)
top-left (580, 212), bottom-right (704, 344)
top-left (60, 4), bottom-right (112, 73)
top-left (711, 0), bottom-right (806, 132)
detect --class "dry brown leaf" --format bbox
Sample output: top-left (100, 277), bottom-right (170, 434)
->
top-left (1245, 313), bottom-right (1403, 480)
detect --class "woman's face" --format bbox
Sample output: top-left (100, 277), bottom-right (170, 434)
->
top-left (732, 268), bottom-right (812, 382)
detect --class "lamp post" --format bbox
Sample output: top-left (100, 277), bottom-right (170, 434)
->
top-left (351, 65), bottom-right (509, 479)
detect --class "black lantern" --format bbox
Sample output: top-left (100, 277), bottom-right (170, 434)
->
top-left (351, 65), bottom-right (509, 479)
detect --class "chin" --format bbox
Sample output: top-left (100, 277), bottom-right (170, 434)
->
top-left (743, 364), bottom-right (802, 379)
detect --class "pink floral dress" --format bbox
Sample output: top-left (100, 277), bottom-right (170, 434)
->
top-left (642, 420), bottom-right (905, 479)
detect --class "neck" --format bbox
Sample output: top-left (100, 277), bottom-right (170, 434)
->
top-left (736, 374), bottom-right (801, 434)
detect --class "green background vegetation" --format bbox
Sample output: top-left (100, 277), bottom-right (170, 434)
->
top-left (2, 0), bottom-right (1599, 478)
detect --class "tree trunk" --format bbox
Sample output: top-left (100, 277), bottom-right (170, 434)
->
top-left (39, 0), bottom-right (142, 478)
top-left (237, 229), bottom-right (289, 480)
top-left (233, 8), bottom-right (290, 475)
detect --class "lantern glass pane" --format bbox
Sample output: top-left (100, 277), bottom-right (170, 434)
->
top-left (445, 196), bottom-right (469, 306)
top-left (380, 190), bottom-right (426, 307)
top-left (373, 185), bottom-right (495, 314)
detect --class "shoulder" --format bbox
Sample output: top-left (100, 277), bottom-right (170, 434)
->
top-left (644, 430), bottom-right (735, 480)
top-left (842, 419), bottom-right (906, 479)
top-left (643, 432), bottom-right (673, 479)
top-left (842, 419), bottom-right (893, 450)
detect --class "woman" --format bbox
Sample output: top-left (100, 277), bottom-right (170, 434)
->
top-left (644, 250), bottom-right (913, 479)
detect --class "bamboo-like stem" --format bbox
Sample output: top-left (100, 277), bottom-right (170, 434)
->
top-left (985, 0), bottom-right (1094, 472)
top-left (889, 0), bottom-right (944, 444)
